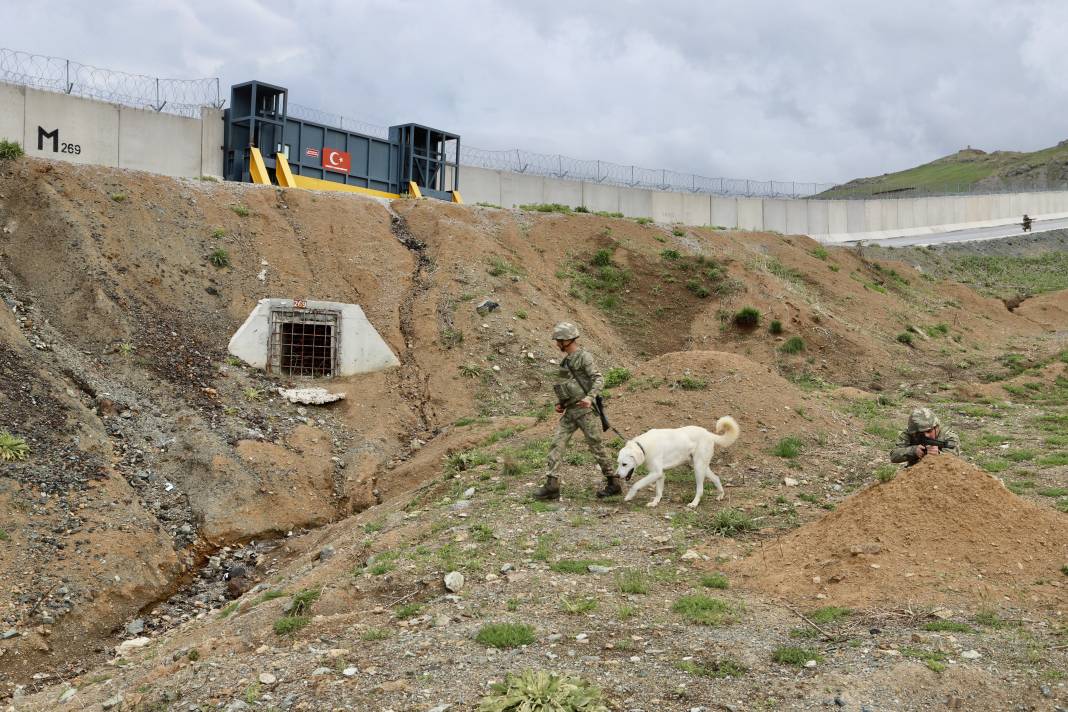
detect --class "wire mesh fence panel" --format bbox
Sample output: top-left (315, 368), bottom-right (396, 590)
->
top-left (0, 48), bottom-right (220, 118)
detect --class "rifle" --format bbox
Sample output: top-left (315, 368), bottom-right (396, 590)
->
top-left (917, 435), bottom-right (952, 451)
top-left (564, 357), bottom-right (612, 433)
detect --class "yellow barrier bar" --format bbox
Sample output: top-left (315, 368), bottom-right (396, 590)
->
top-left (408, 181), bottom-right (423, 199)
top-left (451, 190), bottom-right (464, 204)
top-left (249, 147), bottom-right (271, 185)
top-left (290, 173), bottom-right (399, 199)
top-left (275, 151), bottom-right (297, 188)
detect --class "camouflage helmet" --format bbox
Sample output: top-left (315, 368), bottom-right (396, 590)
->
top-left (552, 321), bottom-right (580, 340)
top-left (906, 407), bottom-right (940, 433)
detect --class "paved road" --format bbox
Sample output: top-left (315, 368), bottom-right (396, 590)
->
top-left (845, 216), bottom-right (1068, 247)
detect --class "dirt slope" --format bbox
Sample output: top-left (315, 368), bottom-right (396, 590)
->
top-left (728, 456), bottom-right (1068, 608)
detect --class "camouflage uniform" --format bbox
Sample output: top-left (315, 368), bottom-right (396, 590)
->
top-left (545, 349), bottom-right (615, 479)
top-left (535, 322), bottom-right (618, 500)
top-left (889, 407), bottom-right (961, 467)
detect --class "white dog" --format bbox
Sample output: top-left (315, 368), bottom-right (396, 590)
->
top-left (615, 416), bottom-right (740, 508)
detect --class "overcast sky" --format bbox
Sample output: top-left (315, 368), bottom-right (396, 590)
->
top-left (3, 0), bottom-right (1066, 184)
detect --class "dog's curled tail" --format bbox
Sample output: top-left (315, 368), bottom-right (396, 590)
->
top-left (712, 416), bottom-right (740, 447)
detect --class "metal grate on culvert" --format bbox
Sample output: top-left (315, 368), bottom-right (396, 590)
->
top-left (267, 308), bottom-right (340, 378)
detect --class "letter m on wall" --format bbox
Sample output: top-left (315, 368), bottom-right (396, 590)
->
top-left (37, 126), bottom-right (58, 152)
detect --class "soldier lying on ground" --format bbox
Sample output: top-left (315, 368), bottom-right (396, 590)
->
top-left (889, 407), bottom-right (961, 467)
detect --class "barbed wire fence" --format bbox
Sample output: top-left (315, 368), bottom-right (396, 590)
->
top-left (0, 48), bottom-right (221, 118)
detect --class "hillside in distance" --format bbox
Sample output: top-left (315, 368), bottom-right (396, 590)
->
top-left (821, 140), bottom-right (1068, 198)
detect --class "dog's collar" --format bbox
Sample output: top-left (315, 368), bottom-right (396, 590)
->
top-left (634, 439), bottom-right (646, 458)
top-left (625, 439), bottom-right (646, 481)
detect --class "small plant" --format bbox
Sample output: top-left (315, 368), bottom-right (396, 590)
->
top-left (459, 363), bottom-right (482, 378)
top-left (208, 248), bottom-right (231, 268)
top-left (616, 570), bottom-right (649, 595)
top-left (211, 227), bottom-right (226, 239)
top-left (635, 216), bottom-right (653, 225)
top-left (477, 670), bottom-right (608, 712)
top-left (591, 249), bottom-right (613, 267)
top-left (780, 336), bottom-right (805, 354)
top-left (772, 436), bottom-right (803, 458)
top-left (771, 646), bottom-right (823, 667)
top-left (672, 226), bottom-right (685, 237)
top-left (769, 320), bottom-right (784, 335)
top-left (875, 464), bottom-right (897, 483)
top-left (686, 279), bottom-right (711, 298)
top-left (560, 596), bottom-right (598, 615)
top-left (733, 307), bottom-right (761, 329)
top-left (441, 328), bottom-right (464, 348)
top-left (361, 627), bottom-right (391, 641)
top-left (363, 520), bottom-right (385, 534)
top-left (902, 646), bottom-right (948, 672)
top-left (487, 256), bottom-right (522, 277)
top-left (250, 590), bottom-right (286, 607)
top-left (117, 342), bottom-right (135, 357)
top-left (574, 205), bottom-right (590, 213)
top-left (0, 139), bottom-right (25, 161)
top-left (367, 560), bottom-right (394, 575)
top-left (243, 387), bottom-right (264, 402)
top-left (809, 606), bottom-right (851, 624)
top-left (288, 588), bottom-right (321, 616)
top-left (476, 201), bottom-right (502, 209)
top-left (672, 595), bottom-right (734, 626)
top-left (925, 323), bottom-right (950, 337)
top-left (660, 249), bottom-right (682, 260)
top-left (701, 573), bottom-right (729, 589)
top-left (923, 620), bottom-right (975, 633)
top-left (470, 523), bottom-right (495, 542)
top-left (217, 602), bottom-right (240, 619)
top-left (230, 204), bottom-right (250, 217)
top-left (704, 508), bottom-right (755, 536)
top-left (475, 622), bottom-right (536, 648)
top-left (673, 375), bottom-right (707, 391)
top-left (0, 432), bottom-right (30, 462)
top-left (395, 603), bottom-right (423, 619)
top-left (187, 649), bottom-right (200, 661)
top-left (110, 193), bottom-right (127, 202)
top-left (810, 246), bottom-right (829, 260)
top-left (519, 203), bottom-right (571, 213)
top-left (974, 609), bottom-right (1007, 628)
top-left (0, 529), bottom-right (8, 542)
top-left (551, 559), bottom-right (607, 574)
top-left (896, 331), bottom-right (914, 346)
top-left (675, 657), bottom-right (748, 679)
top-left (273, 616), bottom-right (309, 635)
top-left (603, 367), bottom-right (631, 388)
top-left (514, 309), bottom-right (527, 320)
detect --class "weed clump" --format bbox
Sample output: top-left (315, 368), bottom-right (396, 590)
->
top-left (208, 248), bottom-right (231, 268)
top-left (701, 573), bottom-right (729, 589)
top-left (0, 432), bottom-right (30, 461)
top-left (769, 319), bottom-right (784, 335)
top-left (703, 508), bottom-right (755, 536)
top-left (733, 307), bottom-right (761, 329)
top-left (772, 436), bottom-right (803, 458)
top-left (772, 646), bottom-right (823, 666)
top-left (519, 203), bottom-right (571, 213)
top-left (603, 367), bottom-right (631, 388)
top-left (780, 336), bottom-right (805, 354)
top-left (475, 623), bottom-right (536, 648)
top-left (672, 595), bottom-right (735, 626)
top-left (896, 331), bottom-right (914, 346)
top-left (477, 670), bottom-right (607, 712)
top-left (0, 139), bottom-right (24, 160)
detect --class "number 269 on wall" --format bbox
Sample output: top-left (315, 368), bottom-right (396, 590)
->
top-left (37, 126), bottom-right (81, 155)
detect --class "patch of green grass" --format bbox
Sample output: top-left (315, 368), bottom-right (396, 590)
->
top-left (519, 202), bottom-right (571, 213)
top-left (616, 570), bottom-right (649, 594)
top-left (686, 279), bottom-right (711, 298)
top-left (0, 432), bottom-right (30, 461)
top-left (635, 216), bottom-right (653, 225)
top-left (478, 670), bottom-right (607, 711)
top-left (902, 646), bottom-right (948, 672)
top-left (923, 620), bottom-right (975, 633)
top-left (925, 323), bottom-right (950, 338)
top-left (475, 622), bottom-right (536, 648)
top-left (660, 249), bottom-right (682, 260)
top-left (395, 603), bottom-right (423, 620)
top-left (591, 248), bottom-right (613, 267)
top-left (700, 573), bottom-right (729, 589)
top-left (780, 336), bottom-right (805, 354)
top-left (808, 606), bottom-right (851, 624)
top-left (673, 376), bottom-right (707, 391)
top-left (772, 436), bottom-right (803, 458)
top-left (766, 257), bottom-right (805, 285)
top-left (1037, 487), bottom-right (1068, 497)
top-left (288, 588), bottom-right (321, 616)
top-left (361, 627), bottom-right (391, 641)
top-left (1003, 449), bottom-right (1035, 462)
top-left (733, 307), bottom-right (761, 329)
top-left (487, 256), bottom-right (523, 277)
top-left (0, 139), bottom-right (25, 160)
top-left (674, 657), bottom-right (748, 679)
top-left (217, 602), bottom-right (240, 619)
top-left (771, 646), bottom-right (822, 666)
top-left (875, 464), bottom-right (898, 483)
top-left (974, 609), bottom-right (1010, 629)
top-left (672, 595), bottom-right (735, 626)
top-left (273, 616), bottom-right (309, 635)
top-left (560, 596), bottom-right (598, 615)
top-left (788, 627), bottom-right (820, 639)
top-left (367, 560), bottom-right (395, 575)
top-left (363, 520), bottom-right (385, 534)
top-left (896, 331), bottom-right (914, 346)
top-left (208, 248), bottom-right (231, 268)
top-left (810, 246), bottom-right (829, 260)
top-left (769, 320), bottom-right (784, 335)
top-left (532, 534), bottom-right (556, 561)
top-left (249, 590), bottom-right (286, 608)
top-left (703, 508), bottom-right (756, 537)
top-left (230, 204), bottom-right (250, 217)
top-left (528, 500), bottom-right (558, 513)
top-left (604, 367), bottom-right (631, 388)
top-left (1037, 455), bottom-right (1068, 468)
top-left (110, 192), bottom-right (126, 202)
top-left (0, 529), bottom-right (8, 542)
top-left (1005, 480), bottom-right (1034, 495)
top-left (979, 459), bottom-right (1010, 473)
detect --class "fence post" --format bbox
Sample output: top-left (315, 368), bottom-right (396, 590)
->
top-left (65, 59), bottom-right (72, 93)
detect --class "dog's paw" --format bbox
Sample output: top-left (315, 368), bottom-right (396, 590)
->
top-left (715, 492), bottom-right (725, 501)
top-left (687, 500), bottom-right (700, 509)
top-left (646, 500), bottom-right (660, 508)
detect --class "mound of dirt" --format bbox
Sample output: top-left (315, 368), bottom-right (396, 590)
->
top-left (1015, 288), bottom-right (1068, 329)
top-left (728, 455), bottom-right (1068, 608)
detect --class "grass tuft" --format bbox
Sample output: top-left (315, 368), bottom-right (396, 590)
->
top-left (475, 622), bottom-right (536, 648)
top-left (700, 573), bottom-right (729, 589)
top-left (0, 432), bottom-right (30, 461)
top-left (771, 646), bottom-right (823, 666)
top-left (672, 595), bottom-right (735, 626)
top-left (772, 436), bottom-right (803, 458)
top-left (733, 307), bottom-right (761, 329)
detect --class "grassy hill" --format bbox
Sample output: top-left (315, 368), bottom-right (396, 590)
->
top-left (821, 140), bottom-right (1068, 198)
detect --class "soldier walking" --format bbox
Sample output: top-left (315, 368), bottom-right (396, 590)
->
top-left (534, 322), bottom-right (620, 500)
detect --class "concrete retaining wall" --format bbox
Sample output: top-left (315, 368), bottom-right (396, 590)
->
top-left (0, 81), bottom-right (224, 178)
top-left (458, 165), bottom-right (1068, 242)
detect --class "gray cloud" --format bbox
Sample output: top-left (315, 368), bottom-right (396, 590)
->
top-left (3, 0), bottom-right (1066, 183)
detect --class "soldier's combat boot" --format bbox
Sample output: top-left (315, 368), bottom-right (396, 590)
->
top-left (534, 476), bottom-right (561, 501)
top-left (596, 475), bottom-right (622, 498)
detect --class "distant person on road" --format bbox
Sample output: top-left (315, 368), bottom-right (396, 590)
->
top-left (1022, 214), bottom-right (1033, 232)
top-left (534, 322), bottom-right (619, 501)
top-left (889, 407), bottom-right (961, 467)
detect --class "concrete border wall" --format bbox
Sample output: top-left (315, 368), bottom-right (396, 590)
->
top-left (458, 165), bottom-right (1068, 242)
top-left (0, 81), bottom-right (224, 178)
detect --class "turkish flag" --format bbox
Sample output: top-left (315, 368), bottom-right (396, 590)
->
top-left (322, 148), bottom-right (351, 174)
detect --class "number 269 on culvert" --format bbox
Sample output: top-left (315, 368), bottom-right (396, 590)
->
top-left (37, 126), bottom-right (81, 155)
